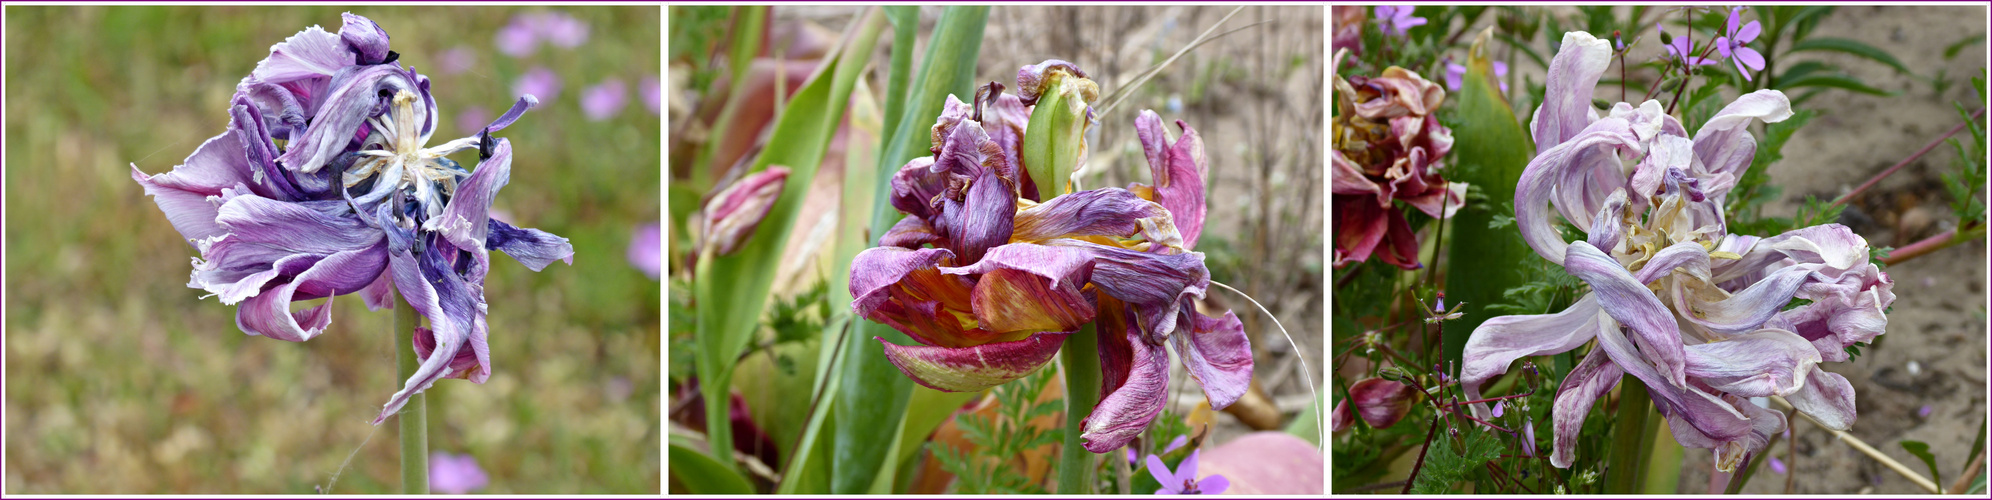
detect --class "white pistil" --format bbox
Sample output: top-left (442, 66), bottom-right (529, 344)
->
top-left (343, 90), bottom-right (489, 219)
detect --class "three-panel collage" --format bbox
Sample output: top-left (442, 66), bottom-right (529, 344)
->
top-left (0, 2), bottom-right (1984, 497)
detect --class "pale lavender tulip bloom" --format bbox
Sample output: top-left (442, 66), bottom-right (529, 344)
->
top-left (430, 452), bottom-right (490, 494)
top-left (580, 79), bottom-right (628, 121)
top-left (629, 223), bottom-right (662, 279)
top-left (1461, 30), bottom-right (1892, 472)
top-left (640, 75), bottom-right (662, 115)
top-left (133, 13), bottom-right (573, 426)
top-left (514, 66), bottom-right (561, 102)
top-left (1148, 450), bottom-right (1230, 495)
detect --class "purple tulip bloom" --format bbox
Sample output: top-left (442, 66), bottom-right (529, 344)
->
top-left (640, 75), bottom-right (662, 115)
top-left (850, 61), bottom-right (1251, 454)
top-left (514, 66), bottom-right (561, 102)
top-left (1715, 8), bottom-right (1766, 81)
top-left (629, 223), bottom-right (662, 279)
top-left (1373, 5), bottom-right (1427, 38)
top-left (430, 452), bottom-right (490, 494)
top-left (1147, 450), bottom-right (1230, 495)
top-left (580, 79), bottom-right (628, 121)
top-left (1459, 30), bottom-right (1893, 472)
top-left (131, 13), bottom-right (574, 425)
top-left (1444, 60), bottom-right (1508, 92)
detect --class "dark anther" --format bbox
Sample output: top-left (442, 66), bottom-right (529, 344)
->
top-left (380, 50), bottom-right (400, 65)
top-left (478, 129), bottom-right (496, 161)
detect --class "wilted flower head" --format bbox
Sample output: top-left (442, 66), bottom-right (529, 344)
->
top-left (131, 13), bottom-right (574, 425)
top-left (850, 60), bottom-right (1251, 453)
top-left (1459, 31), bottom-right (1892, 471)
top-left (1331, 67), bottom-right (1464, 269)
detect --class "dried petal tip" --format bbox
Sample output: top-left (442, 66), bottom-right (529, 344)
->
top-left (340, 13), bottom-right (392, 65)
top-left (1016, 59), bottom-right (1097, 106)
top-left (1349, 378), bottom-right (1418, 429)
top-left (700, 167), bottom-right (789, 256)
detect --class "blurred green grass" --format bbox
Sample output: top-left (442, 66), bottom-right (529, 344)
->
top-left (4, 6), bottom-right (659, 493)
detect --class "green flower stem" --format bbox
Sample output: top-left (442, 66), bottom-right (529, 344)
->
top-left (1605, 377), bottom-right (1653, 494)
top-left (1058, 323), bottom-right (1101, 494)
top-left (395, 292), bottom-right (428, 494)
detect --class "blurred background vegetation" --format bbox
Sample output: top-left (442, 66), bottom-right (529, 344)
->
top-left (5, 6), bottom-right (659, 493)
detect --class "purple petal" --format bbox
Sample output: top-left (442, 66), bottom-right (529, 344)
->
top-left (1550, 347), bottom-right (1622, 468)
top-left (878, 332), bottom-right (1068, 392)
top-left (1179, 449), bottom-right (1201, 484)
top-left (514, 66), bottom-right (561, 102)
top-left (1768, 456), bottom-right (1787, 475)
top-left (249, 24), bottom-right (355, 86)
top-left (1521, 418), bottom-right (1537, 457)
top-left (1086, 315), bottom-right (1170, 452)
top-left (490, 219), bottom-right (575, 271)
top-left (338, 13), bottom-right (391, 65)
top-left (1015, 59), bottom-right (1090, 106)
top-left (1011, 188), bottom-right (1178, 247)
top-left (1148, 454), bottom-right (1182, 490)
top-left (412, 326), bottom-right (481, 380)
top-left (1683, 328), bottom-right (1820, 397)
top-left (1132, 111), bottom-right (1209, 249)
top-left (1197, 474), bottom-right (1231, 495)
top-left (1492, 400), bottom-right (1505, 418)
top-left (359, 269), bottom-right (395, 311)
top-left (889, 157), bottom-right (945, 220)
top-left (539, 12), bottom-right (591, 48)
top-left (580, 79), bottom-right (628, 121)
top-left (1671, 265), bottom-right (1810, 336)
top-left (1726, 8), bottom-right (1743, 40)
top-left (879, 215), bottom-right (941, 249)
top-left (1350, 378), bottom-right (1418, 429)
top-left (1733, 47), bottom-right (1765, 72)
top-left (1784, 369), bottom-right (1856, 430)
top-left (625, 223), bottom-right (661, 279)
top-left (1736, 20), bottom-right (1762, 44)
top-left (423, 137), bottom-right (513, 251)
top-left (279, 64), bottom-right (424, 174)
top-left (641, 75), bottom-right (662, 114)
top-left (849, 246), bottom-right (982, 348)
top-left (495, 21), bottom-right (540, 57)
top-left (132, 136), bottom-right (258, 244)
top-left (1173, 310), bottom-right (1252, 409)
top-left (430, 452), bottom-right (490, 494)
top-left (980, 92), bottom-right (1035, 199)
top-left (1531, 31), bottom-right (1614, 154)
top-left (1045, 239), bottom-right (1208, 344)
top-left (1632, 241), bottom-right (1713, 285)
top-left (1460, 294), bottom-right (1603, 418)
top-left (1166, 435), bottom-right (1189, 454)
top-left (484, 95), bottom-right (540, 134)
top-left (1564, 241), bottom-right (1688, 387)
top-left (1515, 116), bottom-right (1641, 265)
top-left (938, 243), bottom-right (1098, 335)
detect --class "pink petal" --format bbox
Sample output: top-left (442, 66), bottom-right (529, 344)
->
top-left (877, 332), bottom-right (1068, 392)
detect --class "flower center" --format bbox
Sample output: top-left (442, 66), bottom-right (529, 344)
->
top-left (346, 90), bottom-right (486, 219)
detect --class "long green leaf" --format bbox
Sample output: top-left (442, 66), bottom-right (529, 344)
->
top-left (1787, 37), bottom-right (1912, 75)
top-left (1902, 440), bottom-right (1945, 490)
top-left (669, 442), bottom-right (756, 494)
top-left (1776, 73), bottom-right (1895, 96)
top-left (831, 5), bottom-right (989, 494)
top-left (693, 7), bottom-right (886, 473)
top-left (1441, 33), bottom-right (1537, 367)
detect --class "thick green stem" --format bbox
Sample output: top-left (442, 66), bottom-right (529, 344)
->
top-left (1605, 378), bottom-right (1653, 494)
top-left (395, 292), bottom-right (428, 494)
top-left (1059, 323), bottom-right (1101, 494)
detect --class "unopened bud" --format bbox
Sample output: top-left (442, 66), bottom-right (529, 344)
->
top-left (1350, 378), bottom-right (1419, 429)
top-left (701, 166), bottom-right (790, 256)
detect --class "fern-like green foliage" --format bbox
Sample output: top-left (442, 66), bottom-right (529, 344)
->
top-left (931, 365), bottom-right (1065, 494)
top-left (1942, 74), bottom-right (1988, 228)
top-left (1410, 428), bottom-right (1507, 493)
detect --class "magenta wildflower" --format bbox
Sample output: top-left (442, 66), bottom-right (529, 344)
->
top-left (1768, 456), bottom-right (1787, 474)
top-left (430, 452), bottom-right (490, 494)
top-left (580, 79), bottom-right (628, 121)
top-left (1127, 434), bottom-right (1190, 464)
top-left (514, 66), bottom-right (561, 102)
top-left (536, 11), bottom-right (590, 48)
top-left (1147, 450), bottom-right (1230, 495)
top-left (629, 223), bottom-right (662, 280)
top-left (456, 106), bottom-right (492, 136)
top-left (494, 21), bottom-right (539, 58)
top-left (640, 76), bottom-right (662, 115)
top-left (1491, 399), bottom-right (1506, 418)
top-left (1444, 60), bottom-right (1509, 92)
top-left (131, 13), bottom-right (574, 425)
top-left (1373, 6), bottom-right (1427, 38)
top-left (438, 46), bottom-right (476, 76)
top-left (1715, 8), bottom-right (1766, 81)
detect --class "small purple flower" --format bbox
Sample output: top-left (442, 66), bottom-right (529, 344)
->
top-left (514, 66), bottom-right (561, 102)
top-left (1373, 6), bottom-right (1427, 38)
top-left (629, 223), bottom-right (662, 279)
top-left (438, 46), bottom-right (476, 75)
top-left (1659, 24), bottom-right (1717, 67)
top-left (1715, 7), bottom-right (1765, 81)
top-left (495, 21), bottom-right (539, 58)
top-left (457, 106), bottom-right (492, 136)
top-left (1147, 450), bottom-right (1229, 495)
top-left (640, 75), bottom-right (662, 115)
top-left (1126, 435), bottom-right (1190, 464)
top-left (537, 11), bottom-right (590, 48)
top-left (430, 452), bottom-right (490, 494)
top-left (1767, 456), bottom-right (1787, 475)
top-left (580, 79), bottom-right (628, 121)
top-left (1491, 399), bottom-right (1506, 418)
top-left (1521, 418), bottom-right (1538, 457)
top-left (1444, 60), bottom-right (1509, 92)
top-left (1918, 404), bottom-right (1934, 418)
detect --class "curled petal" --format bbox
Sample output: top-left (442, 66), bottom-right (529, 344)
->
top-left (248, 24), bottom-right (355, 87)
top-left (412, 326), bottom-right (482, 380)
top-left (487, 219), bottom-right (574, 271)
top-left (932, 166), bottom-right (1016, 265)
top-left (1550, 347), bottom-right (1622, 468)
top-left (879, 215), bottom-right (940, 249)
top-left (1692, 90), bottom-right (1792, 200)
top-left (1531, 31), bottom-right (1614, 153)
top-left (1673, 265), bottom-right (1810, 336)
top-left (278, 64), bottom-right (424, 174)
top-left (1330, 195), bottom-right (1388, 268)
top-left (195, 195), bottom-right (387, 304)
top-left (940, 243), bottom-right (1098, 335)
top-left (928, 95), bottom-right (974, 156)
top-left (1085, 315), bottom-right (1169, 452)
top-left (849, 246), bottom-right (983, 348)
top-left (1045, 239), bottom-right (1208, 343)
top-left (1591, 313), bottom-right (1754, 443)
top-left (1460, 294), bottom-right (1603, 418)
top-left (1587, 189), bottom-right (1629, 251)
top-left (1132, 111), bottom-right (1209, 248)
top-left (359, 268), bottom-right (395, 311)
top-left (1634, 241), bottom-right (1713, 284)
top-left (1516, 118), bottom-right (1641, 265)
top-left (1668, 395), bottom-right (1785, 472)
top-left (701, 166), bottom-right (789, 256)
top-left (1011, 188), bottom-right (1178, 246)
top-left (1564, 241), bottom-right (1687, 387)
top-left (1015, 59), bottom-right (1094, 105)
top-left (1784, 369), bottom-right (1857, 430)
top-left (1683, 328), bottom-right (1819, 397)
top-left (1352, 67), bottom-right (1445, 119)
top-left (889, 156), bottom-right (944, 219)
top-left (879, 332), bottom-right (1068, 393)
top-left (1330, 151), bottom-right (1383, 196)
top-left (339, 13), bottom-right (392, 65)
top-left (424, 137), bottom-right (512, 251)
top-left (1172, 310), bottom-right (1253, 409)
